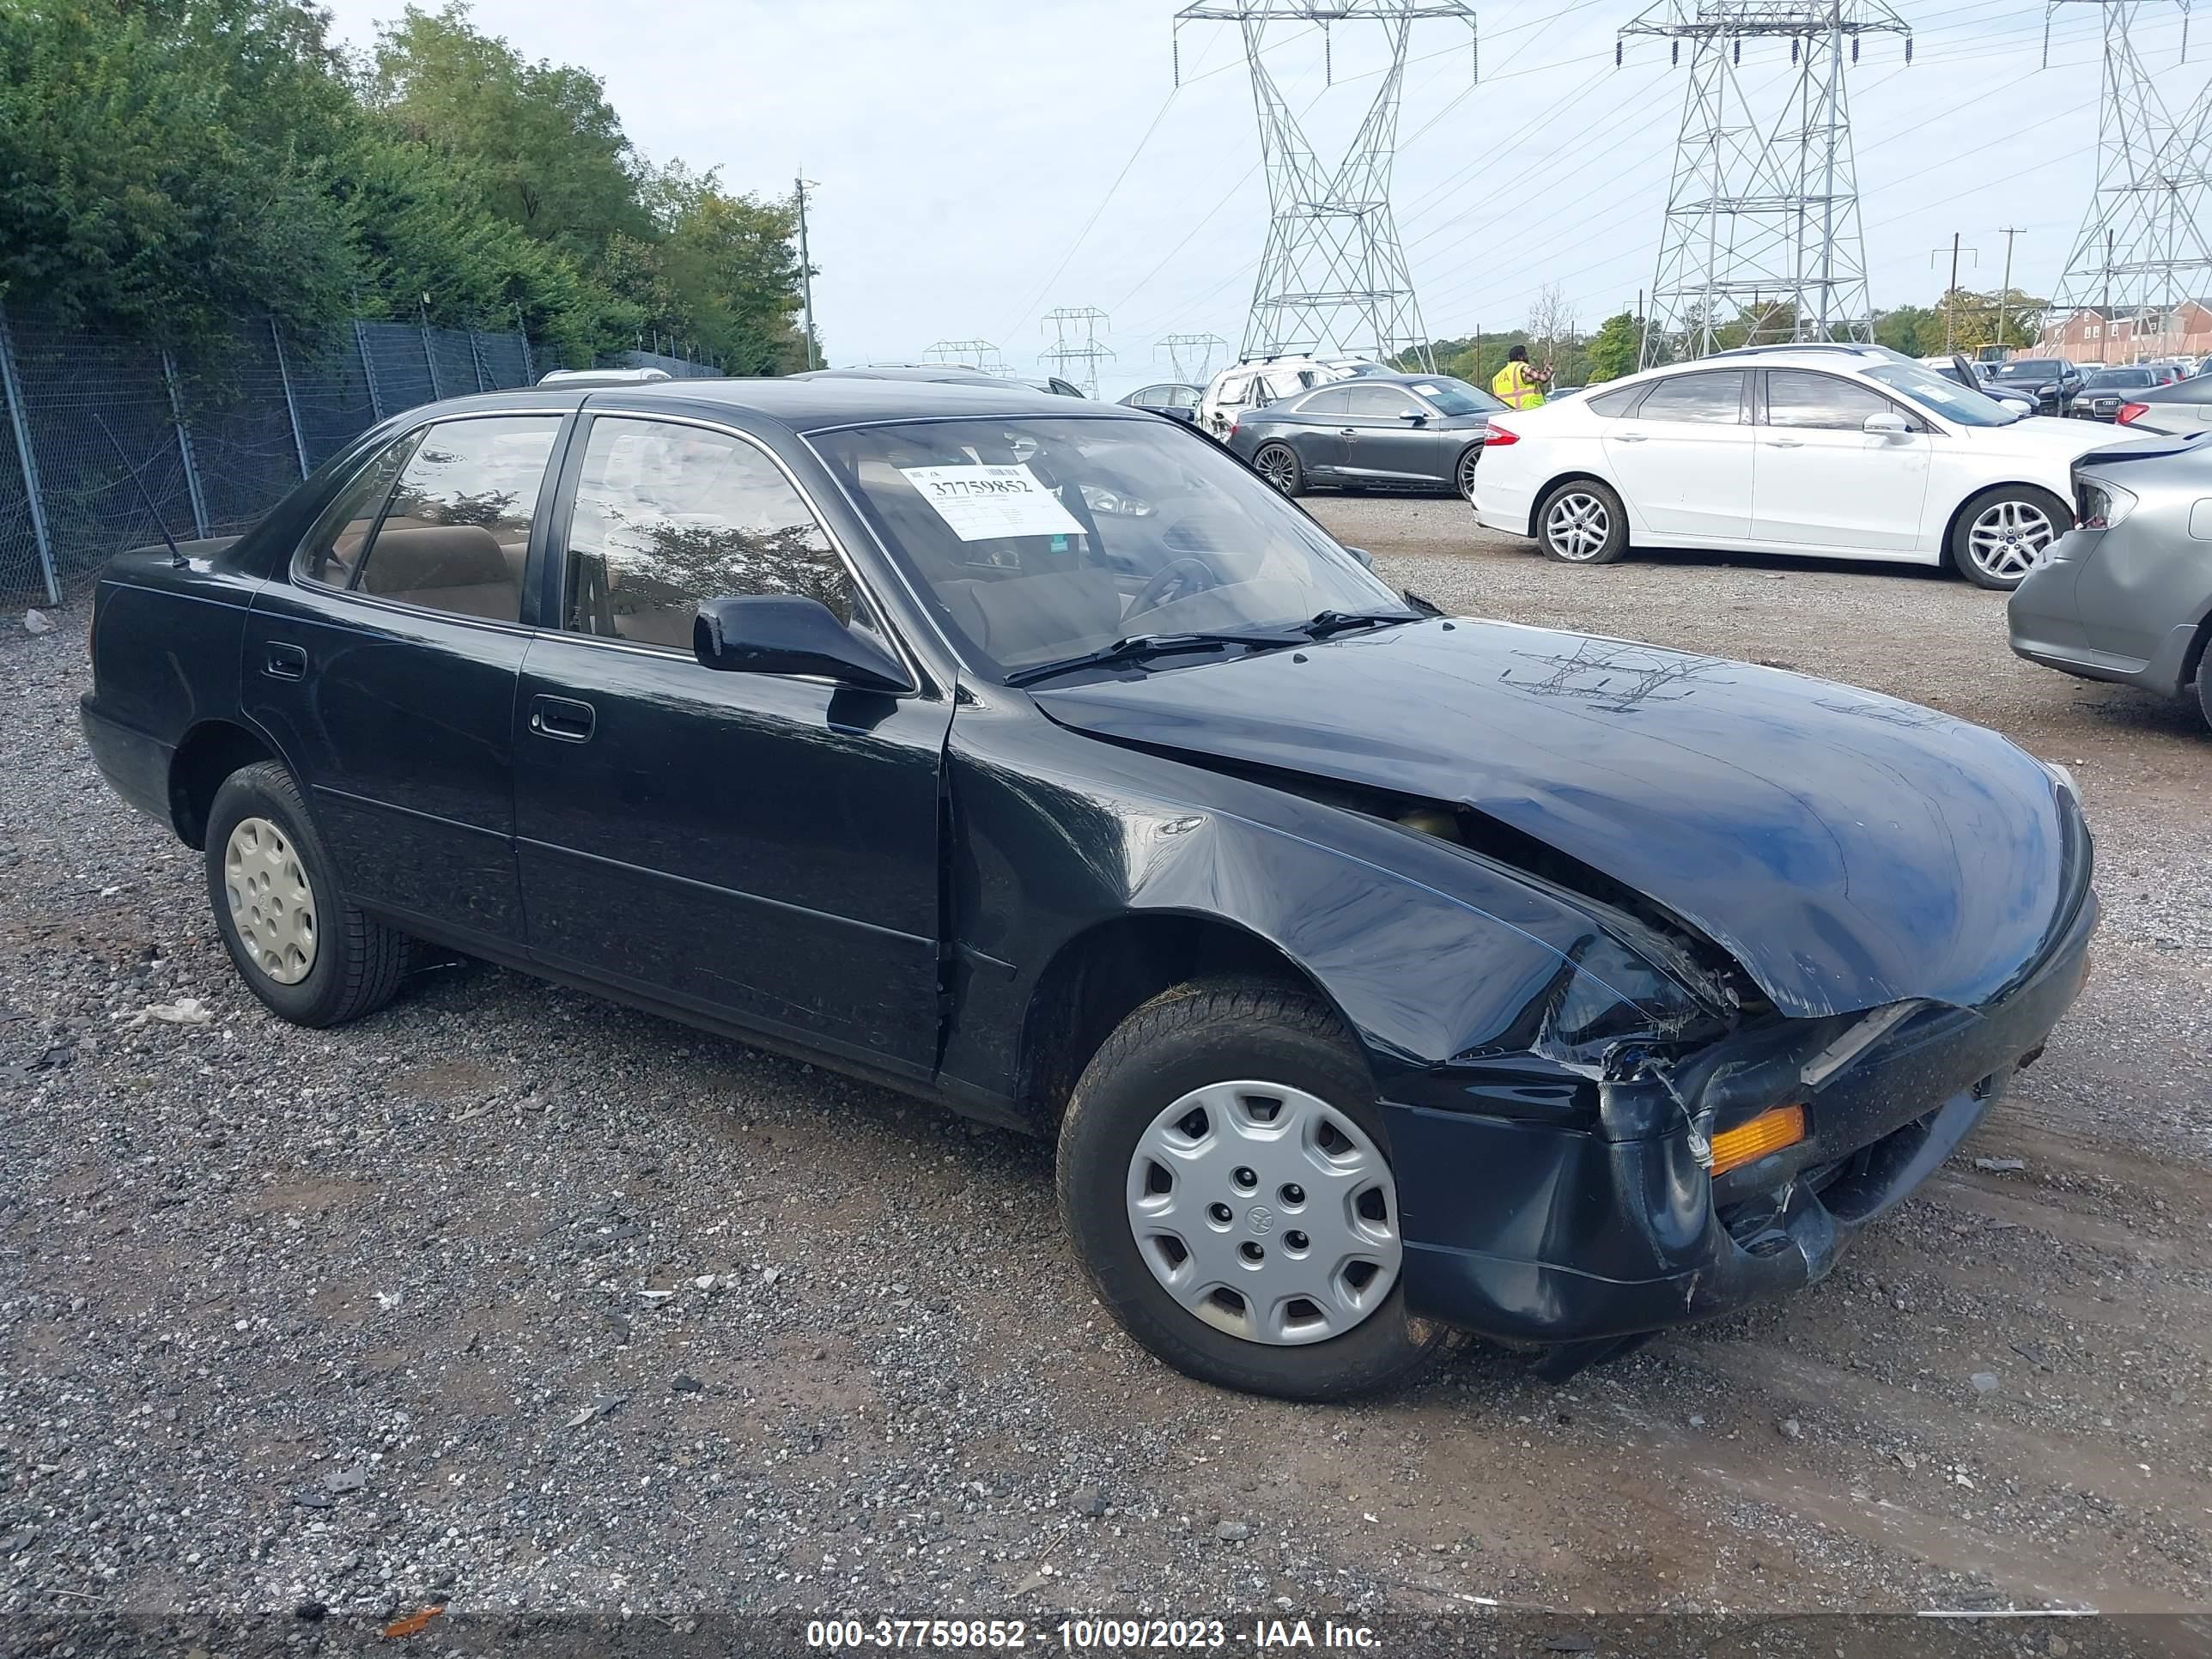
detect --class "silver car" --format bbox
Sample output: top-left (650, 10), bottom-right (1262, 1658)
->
top-left (2008, 431), bottom-right (2212, 728)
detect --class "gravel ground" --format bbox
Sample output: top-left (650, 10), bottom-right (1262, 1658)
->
top-left (3, 504), bottom-right (2209, 1648)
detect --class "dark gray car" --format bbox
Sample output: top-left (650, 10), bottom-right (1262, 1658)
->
top-left (2069, 365), bottom-right (2161, 422)
top-left (2084, 373), bottom-right (2212, 434)
top-left (1226, 373), bottom-right (1505, 500)
top-left (2008, 430), bottom-right (2212, 728)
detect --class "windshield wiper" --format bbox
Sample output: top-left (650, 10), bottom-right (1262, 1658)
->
top-left (1005, 630), bottom-right (1307, 688)
top-left (1304, 609), bottom-right (1420, 640)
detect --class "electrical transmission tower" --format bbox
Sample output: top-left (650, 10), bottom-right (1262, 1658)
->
top-left (1157, 331), bottom-right (1233, 381)
top-left (1173, 2), bottom-right (1478, 370)
top-left (1621, 0), bottom-right (1911, 367)
top-left (2046, 3), bottom-right (2212, 362)
top-left (1042, 307), bottom-right (1116, 395)
top-left (926, 338), bottom-right (1006, 373)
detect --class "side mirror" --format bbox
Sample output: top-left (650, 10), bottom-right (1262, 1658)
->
top-left (1399, 411), bottom-right (1429, 425)
top-left (693, 594), bottom-right (911, 694)
top-left (1863, 411), bottom-right (1910, 436)
top-left (1342, 545), bottom-right (1376, 570)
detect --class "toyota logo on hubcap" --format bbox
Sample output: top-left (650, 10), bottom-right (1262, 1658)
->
top-left (1246, 1206), bottom-right (1276, 1235)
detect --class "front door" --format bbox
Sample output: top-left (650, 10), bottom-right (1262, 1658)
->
top-left (513, 413), bottom-right (951, 1078)
top-left (1601, 368), bottom-right (1755, 538)
top-left (242, 412), bottom-right (566, 948)
top-left (1749, 369), bottom-right (1932, 552)
top-left (1337, 382), bottom-right (1449, 483)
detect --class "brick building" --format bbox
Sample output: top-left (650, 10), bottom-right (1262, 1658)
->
top-left (2039, 301), bottom-right (2212, 364)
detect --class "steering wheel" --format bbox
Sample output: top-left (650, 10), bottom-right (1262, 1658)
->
top-left (1130, 556), bottom-right (1218, 617)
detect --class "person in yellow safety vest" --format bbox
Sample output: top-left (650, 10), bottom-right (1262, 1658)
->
top-left (1491, 344), bottom-right (1551, 410)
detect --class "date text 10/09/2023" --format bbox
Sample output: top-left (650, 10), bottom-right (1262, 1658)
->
top-left (805, 1618), bottom-right (1383, 1650)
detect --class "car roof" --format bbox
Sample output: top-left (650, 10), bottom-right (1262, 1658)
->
top-left (384, 375), bottom-right (1138, 436)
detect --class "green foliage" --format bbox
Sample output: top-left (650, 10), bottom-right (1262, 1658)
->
top-left (1584, 312), bottom-right (1643, 382)
top-left (0, 0), bottom-right (805, 367)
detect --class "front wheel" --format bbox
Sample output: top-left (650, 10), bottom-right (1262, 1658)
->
top-left (1253, 442), bottom-right (1304, 497)
top-left (1535, 477), bottom-right (1630, 564)
top-left (1951, 485), bottom-right (2069, 589)
top-left (1056, 978), bottom-right (1444, 1401)
top-left (204, 763), bottom-right (411, 1027)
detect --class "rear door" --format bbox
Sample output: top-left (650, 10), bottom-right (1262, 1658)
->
top-left (1600, 369), bottom-right (1754, 538)
top-left (512, 412), bottom-right (951, 1077)
top-left (243, 411), bottom-right (567, 949)
top-left (1748, 369), bottom-right (1931, 552)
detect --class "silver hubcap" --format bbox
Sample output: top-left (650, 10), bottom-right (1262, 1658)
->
top-left (1966, 499), bottom-right (2056, 581)
top-left (223, 817), bottom-right (317, 985)
top-left (1124, 1080), bottom-right (1401, 1346)
top-left (1458, 453), bottom-right (1480, 500)
top-left (1257, 447), bottom-right (1296, 492)
top-left (1545, 491), bottom-right (1610, 560)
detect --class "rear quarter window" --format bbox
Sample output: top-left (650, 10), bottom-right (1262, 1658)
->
top-left (1585, 384), bottom-right (1644, 417)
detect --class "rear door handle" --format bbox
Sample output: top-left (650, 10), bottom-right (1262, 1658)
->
top-left (1765, 438), bottom-right (1805, 448)
top-left (263, 642), bottom-right (307, 681)
top-left (1615, 432), bottom-right (1650, 443)
top-left (528, 695), bottom-right (596, 744)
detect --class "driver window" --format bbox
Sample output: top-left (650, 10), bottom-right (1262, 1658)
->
top-left (1344, 384), bottom-right (1422, 418)
top-left (562, 417), bottom-right (860, 651)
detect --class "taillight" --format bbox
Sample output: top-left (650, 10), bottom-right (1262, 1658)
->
top-left (2116, 402), bottom-right (2149, 424)
top-left (1483, 423), bottom-right (1519, 446)
top-left (2075, 479), bottom-right (2137, 529)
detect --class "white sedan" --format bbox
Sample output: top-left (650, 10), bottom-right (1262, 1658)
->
top-left (1468, 344), bottom-right (2125, 588)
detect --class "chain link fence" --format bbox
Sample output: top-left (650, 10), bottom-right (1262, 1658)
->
top-left (0, 307), bottom-right (715, 606)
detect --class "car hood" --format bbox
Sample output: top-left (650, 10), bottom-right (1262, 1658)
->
top-left (1031, 619), bottom-right (2079, 1019)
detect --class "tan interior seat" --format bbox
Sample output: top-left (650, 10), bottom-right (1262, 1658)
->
top-left (360, 524), bottom-right (520, 622)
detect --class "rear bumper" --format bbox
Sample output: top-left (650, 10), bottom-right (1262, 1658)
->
top-left (1385, 886), bottom-right (2097, 1345)
top-left (1468, 481), bottom-right (1534, 538)
top-left (2008, 534), bottom-right (2200, 697)
top-left (80, 696), bottom-right (174, 829)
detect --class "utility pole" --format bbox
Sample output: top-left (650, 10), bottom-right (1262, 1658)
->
top-left (1156, 332), bottom-right (1231, 383)
top-left (794, 173), bottom-right (820, 372)
top-left (1930, 234), bottom-right (1977, 350)
top-left (1996, 226), bottom-right (2025, 355)
top-left (1042, 307), bottom-right (1115, 397)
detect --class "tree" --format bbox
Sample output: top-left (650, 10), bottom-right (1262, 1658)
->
top-left (1873, 304), bottom-right (1941, 358)
top-left (1585, 311), bottom-right (1643, 382)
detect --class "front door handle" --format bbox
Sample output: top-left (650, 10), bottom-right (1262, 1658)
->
top-left (263, 642), bottom-right (307, 681)
top-left (528, 695), bottom-right (596, 744)
top-left (1765, 438), bottom-right (1805, 448)
top-left (1615, 432), bottom-right (1650, 443)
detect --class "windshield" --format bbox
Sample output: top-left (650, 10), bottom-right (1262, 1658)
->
top-left (811, 416), bottom-right (1413, 679)
top-left (1993, 360), bottom-right (2062, 380)
top-left (1407, 377), bottom-right (1507, 416)
top-left (1862, 362), bottom-right (2023, 427)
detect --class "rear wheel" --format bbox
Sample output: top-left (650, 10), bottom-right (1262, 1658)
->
top-left (1535, 478), bottom-right (1630, 565)
top-left (1056, 979), bottom-right (1444, 1401)
top-left (2196, 647), bottom-right (2212, 732)
top-left (205, 763), bottom-right (410, 1027)
top-left (1454, 445), bottom-right (1482, 502)
top-left (1951, 485), bottom-right (2069, 589)
top-left (1253, 442), bottom-right (1304, 497)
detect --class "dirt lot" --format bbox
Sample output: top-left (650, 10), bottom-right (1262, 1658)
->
top-left (2, 502), bottom-right (2208, 1646)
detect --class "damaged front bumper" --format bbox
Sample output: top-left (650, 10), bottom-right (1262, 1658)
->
top-left (1379, 884), bottom-right (2097, 1355)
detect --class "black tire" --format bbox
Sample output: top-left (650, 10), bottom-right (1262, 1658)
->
top-left (1454, 444), bottom-right (1482, 502)
top-left (1534, 477), bottom-right (1630, 565)
top-left (1056, 977), bottom-right (1447, 1401)
top-left (1948, 484), bottom-right (2070, 591)
top-left (1253, 442), bottom-right (1304, 497)
top-left (2196, 647), bottom-right (2212, 733)
top-left (204, 762), bottom-right (410, 1028)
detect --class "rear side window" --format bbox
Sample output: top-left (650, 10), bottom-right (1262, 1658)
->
top-left (1635, 371), bottom-right (1747, 425)
top-left (295, 431), bottom-right (423, 588)
top-left (351, 417), bottom-right (560, 623)
top-left (561, 417), bottom-right (860, 651)
top-left (1296, 386), bottom-right (1356, 416)
top-left (1585, 384), bottom-right (1643, 417)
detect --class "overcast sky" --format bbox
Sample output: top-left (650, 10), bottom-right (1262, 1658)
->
top-left (319, 0), bottom-right (2209, 394)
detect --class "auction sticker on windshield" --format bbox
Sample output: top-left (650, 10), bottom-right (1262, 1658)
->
top-left (901, 465), bottom-right (1087, 542)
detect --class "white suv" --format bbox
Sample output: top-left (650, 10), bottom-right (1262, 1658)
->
top-left (1468, 343), bottom-right (2126, 589)
top-left (1198, 355), bottom-right (1385, 441)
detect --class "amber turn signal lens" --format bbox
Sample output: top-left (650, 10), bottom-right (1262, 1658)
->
top-left (1709, 1103), bottom-right (1807, 1177)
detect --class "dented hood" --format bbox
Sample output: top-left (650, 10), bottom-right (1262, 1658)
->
top-left (1031, 618), bottom-right (2081, 1018)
